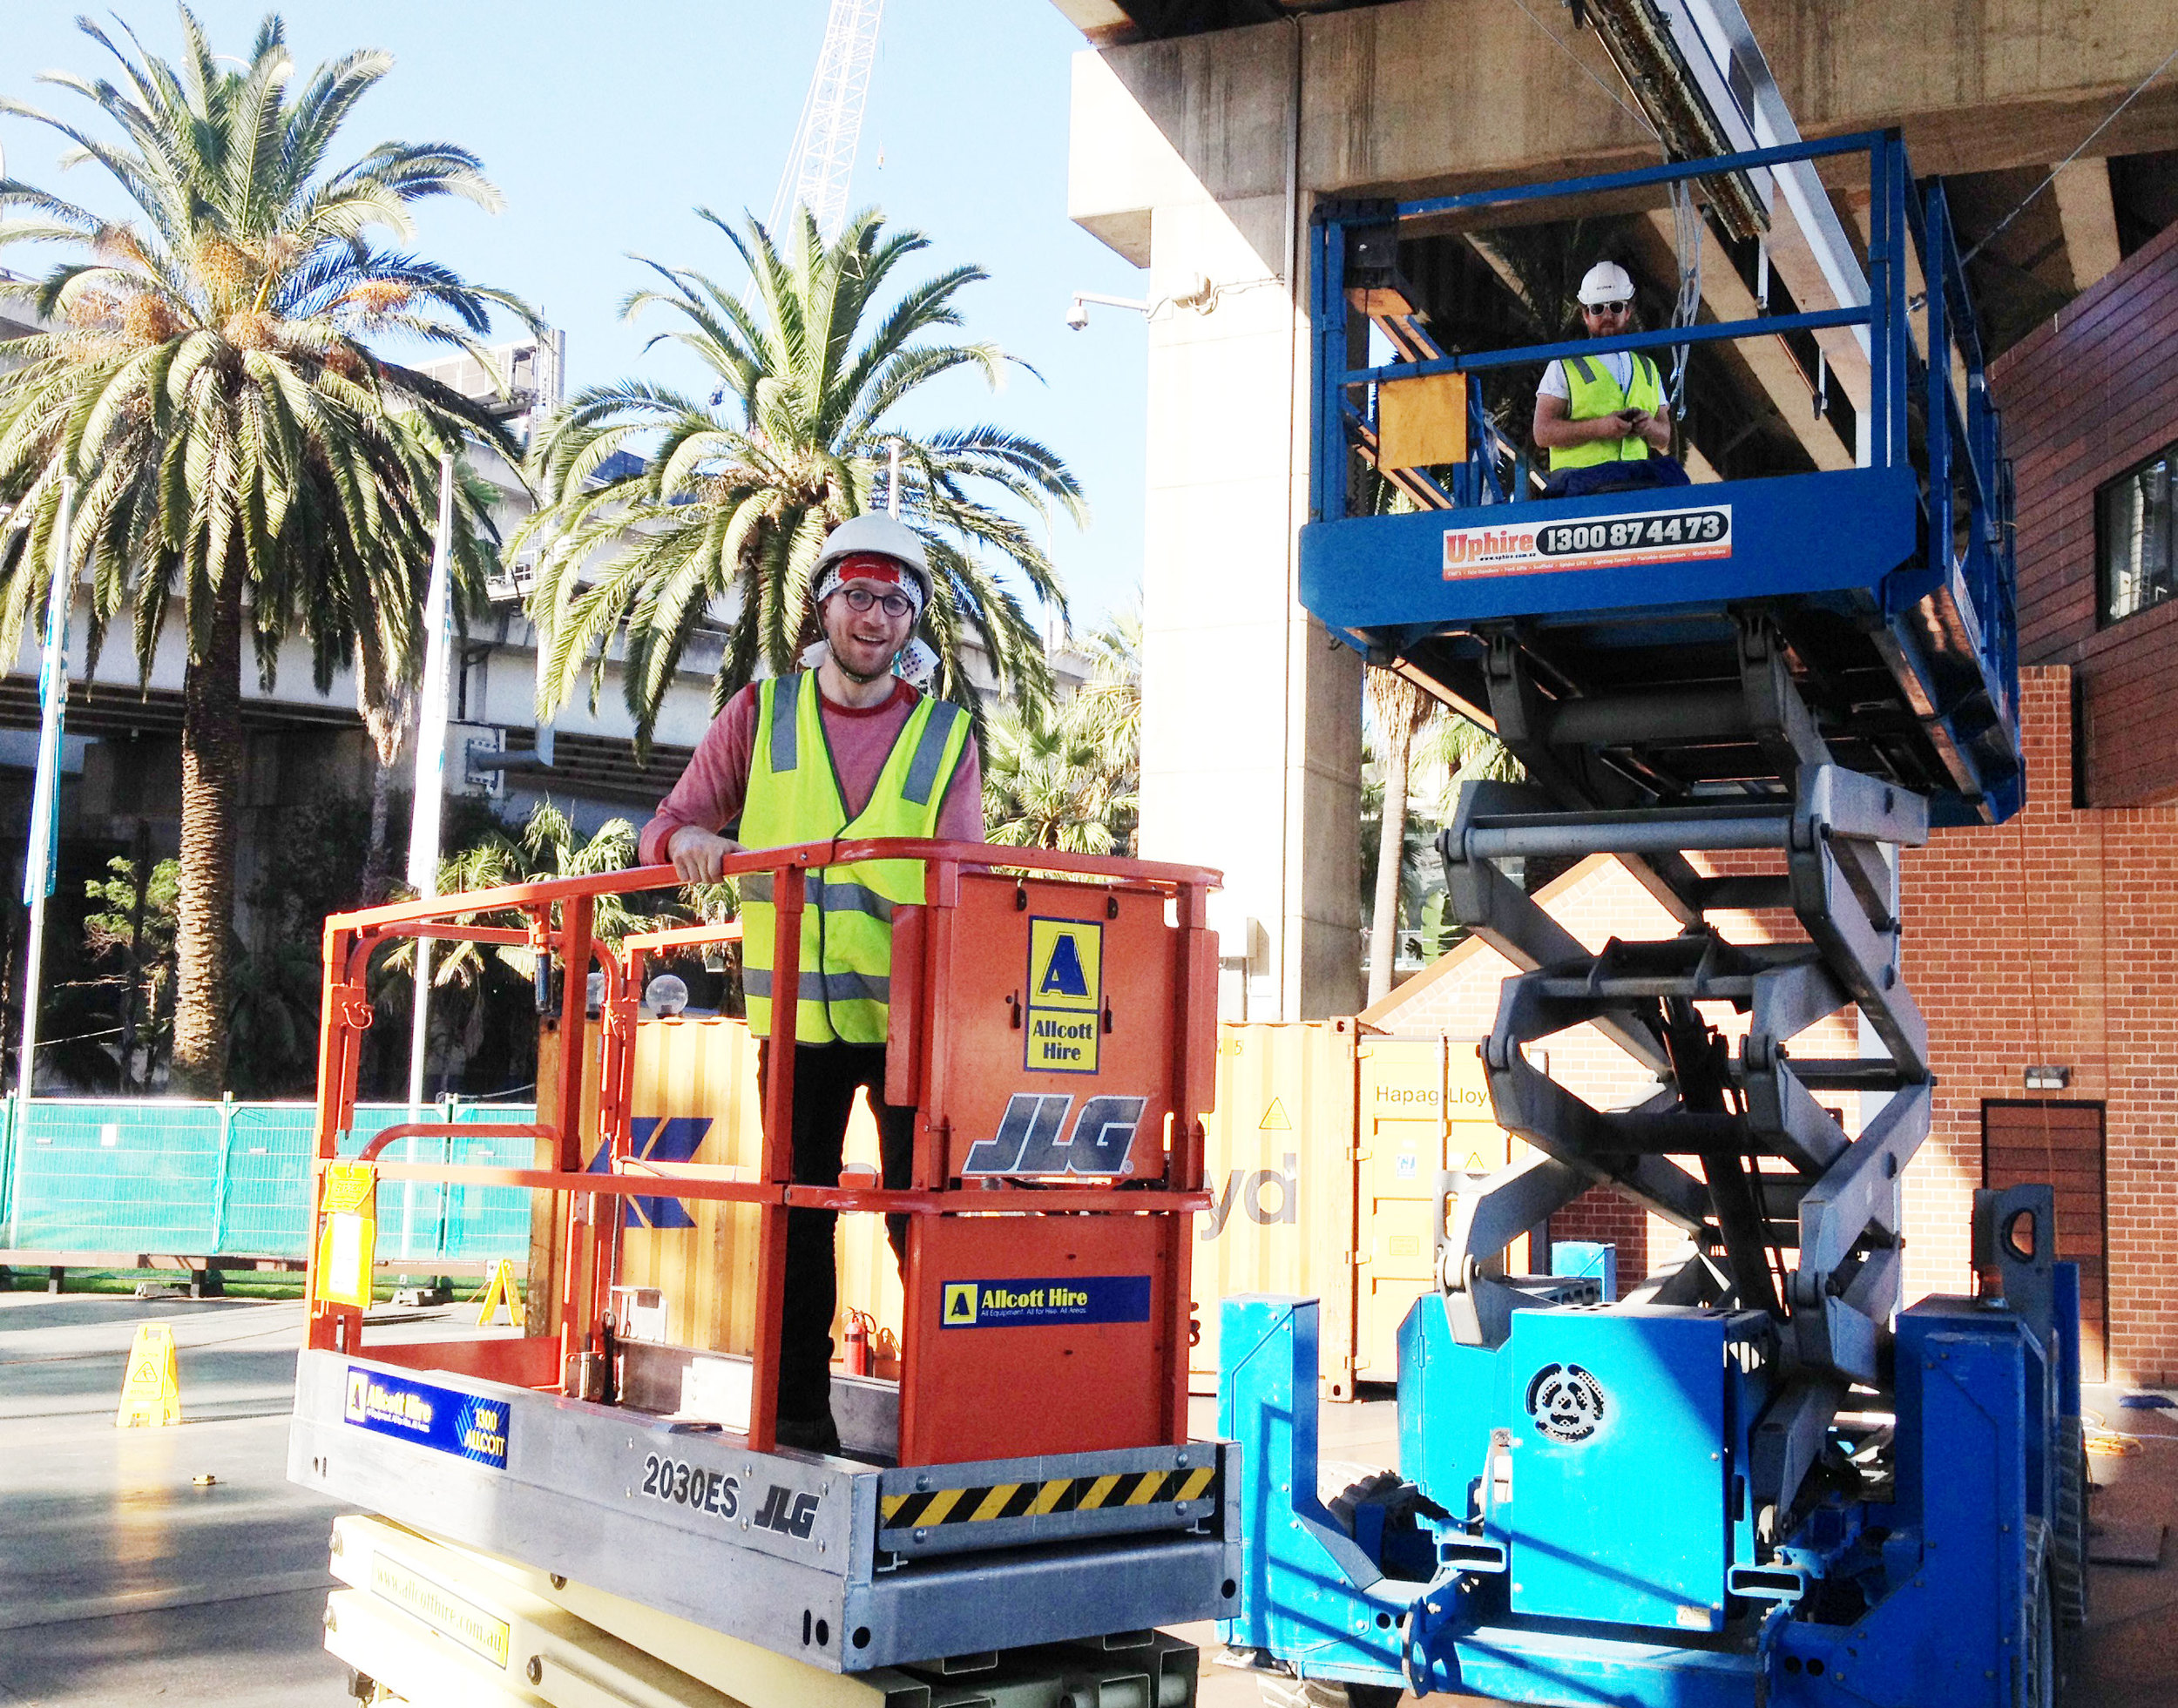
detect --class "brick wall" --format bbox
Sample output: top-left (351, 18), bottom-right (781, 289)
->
top-left (1995, 217), bottom-right (2178, 807)
top-left (1902, 664), bottom-right (2178, 1383)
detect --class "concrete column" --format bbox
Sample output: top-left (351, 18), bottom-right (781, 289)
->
top-left (1140, 200), bottom-right (1361, 1022)
top-left (1076, 37), bottom-right (1362, 1021)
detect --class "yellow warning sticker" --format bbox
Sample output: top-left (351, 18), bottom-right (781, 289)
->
top-left (1260, 1097), bottom-right (1291, 1131)
top-left (1025, 917), bottom-right (1103, 1074)
top-left (943, 1282), bottom-right (980, 1326)
top-left (314, 1158), bottom-right (378, 1312)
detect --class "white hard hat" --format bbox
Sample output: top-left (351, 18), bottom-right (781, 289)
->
top-left (1578, 261), bottom-right (1636, 307)
top-left (815, 512), bottom-right (932, 606)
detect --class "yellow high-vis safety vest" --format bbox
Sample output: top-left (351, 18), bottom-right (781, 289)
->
top-left (1548, 351), bottom-right (1664, 471)
top-left (739, 672), bottom-right (971, 1046)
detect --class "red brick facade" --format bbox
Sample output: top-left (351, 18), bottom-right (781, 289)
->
top-left (1996, 217), bottom-right (2178, 807)
top-left (1903, 665), bottom-right (2178, 1383)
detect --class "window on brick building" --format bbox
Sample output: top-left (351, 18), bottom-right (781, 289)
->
top-left (2098, 442), bottom-right (2178, 624)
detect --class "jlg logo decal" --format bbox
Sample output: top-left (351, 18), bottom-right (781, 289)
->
top-left (751, 1483), bottom-right (822, 1539)
top-left (1201, 1154), bottom-right (1298, 1239)
top-left (962, 1093), bottom-right (1147, 1177)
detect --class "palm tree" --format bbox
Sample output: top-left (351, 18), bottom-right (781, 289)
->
top-left (0, 9), bottom-right (533, 1092)
top-left (1070, 605), bottom-right (1142, 792)
top-left (1365, 667), bottom-right (1440, 1006)
top-left (516, 207), bottom-right (1084, 748)
top-left (379, 803), bottom-right (665, 1097)
top-left (984, 610), bottom-right (1141, 856)
top-left (984, 706), bottom-right (1138, 855)
top-left (421, 802), bottom-right (653, 988)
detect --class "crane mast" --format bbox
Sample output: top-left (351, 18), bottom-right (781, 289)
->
top-left (769, 0), bottom-right (885, 241)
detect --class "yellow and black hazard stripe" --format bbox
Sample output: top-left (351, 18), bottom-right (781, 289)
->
top-left (881, 1465), bottom-right (1217, 1532)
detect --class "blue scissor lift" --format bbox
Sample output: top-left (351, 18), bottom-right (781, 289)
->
top-left (1223, 133), bottom-right (2087, 1708)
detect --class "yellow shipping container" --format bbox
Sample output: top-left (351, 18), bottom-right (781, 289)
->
top-left (615, 1017), bottom-right (903, 1365)
top-left (1188, 1022), bottom-right (1360, 1397)
top-left (1352, 1036), bottom-right (1512, 1381)
top-left (1188, 1025), bottom-right (1517, 1399)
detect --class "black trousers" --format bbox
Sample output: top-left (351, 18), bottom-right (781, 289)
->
top-left (761, 1042), bottom-right (915, 1421)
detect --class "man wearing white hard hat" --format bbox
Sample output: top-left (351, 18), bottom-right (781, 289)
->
top-left (639, 511), bottom-right (984, 1455)
top-left (1531, 260), bottom-right (1690, 498)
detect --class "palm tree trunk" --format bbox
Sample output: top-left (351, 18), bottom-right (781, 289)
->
top-left (355, 625), bottom-right (413, 905)
top-left (1368, 719), bottom-right (1416, 1009)
top-left (171, 576), bottom-right (245, 1096)
top-left (362, 753), bottom-right (401, 904)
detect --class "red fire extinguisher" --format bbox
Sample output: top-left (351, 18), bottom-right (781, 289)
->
top-left (842, 1310), bottom-right (874, 1376)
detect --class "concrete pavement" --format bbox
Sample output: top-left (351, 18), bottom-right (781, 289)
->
top-left (0, 1292), bottom-right (350, 1707)
top-left (3, 1292), bottom-right (2172, 1707)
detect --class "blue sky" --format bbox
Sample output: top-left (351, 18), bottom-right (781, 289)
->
top-left (1, 1), bottom-right (1149, 624)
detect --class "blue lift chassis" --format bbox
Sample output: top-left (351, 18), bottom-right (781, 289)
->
top-left (1222, 134), bottom-right (2085, 1707)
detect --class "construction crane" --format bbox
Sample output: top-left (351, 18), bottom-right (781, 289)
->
top-left (768, 0), bottom-right (885, 241)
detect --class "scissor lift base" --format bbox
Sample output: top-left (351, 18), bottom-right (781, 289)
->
top-left (292, 1351), bottom-right (1238, 1676)
top-left (327, 1514), bottom-right (1202, 1708)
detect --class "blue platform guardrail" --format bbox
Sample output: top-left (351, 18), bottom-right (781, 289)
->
top-left (1304, 128), bottom-right (2023, 826)
top-left (0, 1097), bottom-right (536, 1266)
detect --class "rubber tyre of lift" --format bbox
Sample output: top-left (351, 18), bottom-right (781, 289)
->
top-left (2053, 1417), bottom-right (2091, 1630)
top-left (2024, 1563), bottom-right (2057, 1708)
top-left (1257, 1677), bottom-right (1403, 1708)
top-left (1320, 1462), bottom-right (1405, 1532)
top-left (1255, 1468), bottom-right (1410, 1708)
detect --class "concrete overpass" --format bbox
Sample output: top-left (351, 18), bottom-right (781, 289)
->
top-left (1049, 0), bottom-right (2178, 1017)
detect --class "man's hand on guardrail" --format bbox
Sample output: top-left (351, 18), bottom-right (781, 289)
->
top-left (666, 826), bottom-right (742, 884)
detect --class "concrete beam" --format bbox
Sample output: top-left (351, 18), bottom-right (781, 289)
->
top-left (1075, 0), bottom-right (2178, 234)
top-left (1636, 209), bottom-right (1853, 472)
top-left (1743, 0), bottom-right (2178, 177)
top-left (2052, 157), bottom-right (2123, 293)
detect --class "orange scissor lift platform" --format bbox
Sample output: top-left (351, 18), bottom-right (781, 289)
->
top-left (287, 841), bottom-right (1236, 1697)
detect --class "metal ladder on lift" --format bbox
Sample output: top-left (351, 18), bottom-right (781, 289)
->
top-left (1431, 616), bottom-right (1931, 1540)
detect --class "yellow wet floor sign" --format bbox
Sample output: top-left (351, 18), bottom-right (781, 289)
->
top-left (474, 1259), bottom-right (525, 1328)
top-left (117, 1323), bottom-right (182, 1428)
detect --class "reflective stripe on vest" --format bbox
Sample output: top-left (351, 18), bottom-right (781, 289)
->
top-left (738, 672), bottom-right (971, 1045)
top-left (1549, 351), bottom-right (1664, 470)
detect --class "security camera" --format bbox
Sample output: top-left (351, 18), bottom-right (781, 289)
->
top-left (1065, 297), bottom-right (1090, 331)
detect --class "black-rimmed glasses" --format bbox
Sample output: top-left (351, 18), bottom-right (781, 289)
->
top-left (840, 586), bottom-right (916, 618)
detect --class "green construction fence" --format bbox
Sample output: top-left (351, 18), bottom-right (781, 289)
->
top-left (0, 1097), bottom-right (538, 1267)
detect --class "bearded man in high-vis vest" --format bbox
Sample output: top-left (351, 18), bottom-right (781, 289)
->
top-left (1531, 260), bottom-right (1692, 499)
top-left (639, 513), bottom-right (983, 1455)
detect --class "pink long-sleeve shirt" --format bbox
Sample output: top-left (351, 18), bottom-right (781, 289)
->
top-left (638, 677), bottom-right (984, 865)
